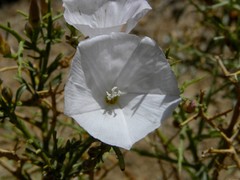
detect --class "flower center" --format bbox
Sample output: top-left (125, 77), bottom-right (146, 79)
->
top-left (105, 86), bottom-right (122, 105)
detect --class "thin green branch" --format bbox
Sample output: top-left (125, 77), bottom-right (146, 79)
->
top-left (0, 24), bottom-right (23, 42)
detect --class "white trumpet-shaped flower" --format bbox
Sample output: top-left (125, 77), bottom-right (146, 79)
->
top-left (64, 33), bottom-right (181, 149)
top-left (62, 0), bottom-right (151, 37)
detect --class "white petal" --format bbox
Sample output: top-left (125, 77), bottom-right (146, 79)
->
top-left (72, 107), bottom-right (133, 150)
top-left (63, 0), bottom-right (151, 37)
top-left (64, 50), bottom-right (104, 116)
top-left (64, 81), bottom-right (103, 116)
top-left (77, 33), bottom-right (140, 94)
top-left (63, 0), bottom-right (105, 14)
top-left (116, 36), bottom-right (179, 95)
top-left (65, 33), bottom-right (141, 116)
top-left (123, 0), bottom-right (151, 33)
top-left (64, 33), bottom-right (181, 149)
top-left (119, 94), bottom-right (181, 144)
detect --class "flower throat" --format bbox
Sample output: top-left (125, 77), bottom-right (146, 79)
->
top-left (105, 87), bottom-right (122, 105)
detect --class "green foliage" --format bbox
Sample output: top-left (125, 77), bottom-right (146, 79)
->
top-left (0, 0), bottom-right (240, 179)
top-left (133, 0), bottom-right (240, 179)
top-left (0, 0), bottom-right (123, 179)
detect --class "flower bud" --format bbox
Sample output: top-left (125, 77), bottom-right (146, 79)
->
top-left (1, 87), bottom-right (13, 103)
top-left (182, 99), bottom-right (196, 113)
top-left (60, 56), bottom-right (71, 68)
top-left (24, 22), bottom-right (34, 37)
top-left (0, 34), bottom-right (11, 56)
top-left (29, 0), bottom-right (40, 29)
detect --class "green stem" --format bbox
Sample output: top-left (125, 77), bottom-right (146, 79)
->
top-left (9, 112), bottom-right (51, 167)
top-left (45, 88), bottom-right (59, 151)
top-left (38, 0), bottom-right (53, 91)
top-left (112, 146), bottom-right (125, 171)
top-left (41, 107), bottom-right (49, 152)
top-left (185, 127), bottom-right (199, 163)
top-left (0, 24), bottom-right (23, 42)
top-left (44, 0), bottom-right (53, 70)
top-left (63, 136), bottom-right (95, 178)
top-left (132, 148), bottom-right (197, 168)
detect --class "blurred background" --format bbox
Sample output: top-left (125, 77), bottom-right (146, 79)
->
top-left (0, 0), bottom-right (240, 179)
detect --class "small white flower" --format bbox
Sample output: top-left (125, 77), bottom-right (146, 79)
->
top-left (62, 0), bottom-right (151, 37)
top-left (64, 33), bottom-right (181, 149)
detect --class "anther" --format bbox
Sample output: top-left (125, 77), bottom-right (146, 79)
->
top-left (105, 86), bottom-right (122, 104)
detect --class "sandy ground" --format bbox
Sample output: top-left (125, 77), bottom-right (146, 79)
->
top-left (0, 1), bottom-right (178, 179)
top-left (0, 0), bottom-right (239, 179)
top-left (0, 1), bottom-right (176, 179)
top-left (0, 0), bottom-right (213, 180)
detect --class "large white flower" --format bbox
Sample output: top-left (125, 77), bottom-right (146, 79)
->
top-left (62, 0), bottom-right (151, 37)
top-left (64, 33), bottom-right (181, 149)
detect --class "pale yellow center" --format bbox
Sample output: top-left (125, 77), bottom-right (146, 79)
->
top-left (105, 87), bottom-right (122, 105)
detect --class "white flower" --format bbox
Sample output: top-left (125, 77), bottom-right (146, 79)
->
top-left (62, 0), bottom-right (151, 37)
top-left (64, 33), bottom-right (181, 149)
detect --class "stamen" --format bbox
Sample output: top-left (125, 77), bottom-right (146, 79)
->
top-left (105, 86), bottom-right (122, 104)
